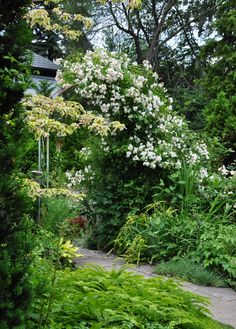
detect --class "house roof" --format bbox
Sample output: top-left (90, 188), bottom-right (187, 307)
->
top-left (32, 52), bottom-right (58, 71)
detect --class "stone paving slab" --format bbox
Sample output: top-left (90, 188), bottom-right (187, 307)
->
top-left (76, 247), bottom-right (236, 328)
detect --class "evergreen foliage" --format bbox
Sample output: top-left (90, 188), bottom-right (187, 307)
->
top-left (0, 1), bottom-right (35, 327)
top-left (201, 0), bottom-right (236, 161)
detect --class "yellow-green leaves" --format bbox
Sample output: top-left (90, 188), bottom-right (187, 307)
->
top-left (20, 178), bottom-right (85, 201)
top-left (23, 94), bottom-right (125, 139)
top-left (23, 95), bottom-right (83, 138)
top-left (128, 0), bottom-right (142, 8)
top-left (26, 9), bottom-right (51, 29)
top-left (25, 0), bottom-right (141, 43)
top-left (79, 113), bottom-right (125, 137)
top-left (25, 0), bottom-right (93, 41)
top-left (59, 238), bottom-right (82, 262)
top-left (98, 0), bottom-right (142, 9)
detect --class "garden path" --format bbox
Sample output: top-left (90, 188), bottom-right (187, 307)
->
top-left (75, 247), bottom-right (236, 328)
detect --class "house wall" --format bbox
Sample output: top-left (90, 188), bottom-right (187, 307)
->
top-left (26, 75), bottom-right (60, 96)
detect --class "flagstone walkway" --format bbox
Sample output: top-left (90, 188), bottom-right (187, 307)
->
top-left (75, 247), bottom-right (236, 328)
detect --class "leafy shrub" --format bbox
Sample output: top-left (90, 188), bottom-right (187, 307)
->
top-left (60, 50), bottom-right (211, 248)
top-left (30, 265), bottom-right (225, 329)
top-left (200, 0), bottom-right (236, 158)
top-left (114, 206), bottom-right (204, 264)
top-left (153, 163), bottom-right (236, 222)
top-left (0, 214), bottom-right (35, 328)
top-left (33, 227), bottom-right (79, 268)
top-left (197, 224), bottom-right (236, 279)
top-left (114, 199), bottom-right (236, 288)
top-left (41, 197), bottom-right (78, 235)
top-left (155, 257), bottom-right (227, 287)
top-left (152, 164), bottom-right (204, 212)
top-left (0, 1), bottom-right (34, 323)
top-left (196, 172), bottom-right (236, 223)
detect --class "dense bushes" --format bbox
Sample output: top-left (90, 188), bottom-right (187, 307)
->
top-left (113, 171), bottom-right (236, 284)
top-left (60, 50), bottom-right (212, 249)
top-left (114, 205), bottom-right (236, 280)
top-left (200, 0), bottom-right (236, 161)
top-left (56, 49), bottom-right (236, 287)
top-left (0, 1), bottom-right (35, 327)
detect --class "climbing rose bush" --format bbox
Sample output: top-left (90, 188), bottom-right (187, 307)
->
top-left (60, 50), bottom-right (209, 176)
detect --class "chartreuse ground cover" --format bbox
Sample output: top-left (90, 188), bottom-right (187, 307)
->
top-left (29, 263), bottom-right (229, 329)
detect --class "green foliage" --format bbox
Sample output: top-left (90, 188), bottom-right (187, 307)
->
top-left (153, 165), bottom-right (236, 222)
top-left (172, 86), bottom-right (206, 131)
top-left (41, 197), bottom-right (78, 235)
top-left (29, 0), bottom-right (93, 60)
top-left (114, 204), bottom-right (205, 264)
top-left (153, 164), bottom-right (202, 211)
top-left (197, 224), bottom-right (236, 279)
top-left (85, 164), bottom-right (156, 250)
top-left (114, 171), bottom-right (236, 284)
top-left (0, 216), bottom-right (35, 328)
top-left (32, 79), bottom-right (56, 97)
top-left (61, 0), bottom-right (93, 55)
top-left (0, 1), bottom-right (35, 327)
top-left (113, 169), bottom-right (236, 284)
top-left (29, 264), bottom-right (224, 329)
top-left (33, 225), bottom-right (80, 269)
top-left (61, 50), bottom-right (211, 250)
top-left (200, 0), bottom-right (236, 159)
top-left (198, 174), bottom-right (236, 223)
top-left (155, 257), bottom-right (227, 287)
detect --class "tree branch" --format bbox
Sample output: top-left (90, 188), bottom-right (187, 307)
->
top-left (111, 2), bottom-right (143, 63)
top-left (174, 7), bottom-right (198, 58)
top-left (151, 0), bottom-right (158, 25)
top-left (146, 0), bottom-right (177, 63)
top-left (134, 9), bottom-right (151, 46)
top-left (108, 1), bottom-right (132, 35)
top-left (160, 4), bottom-right (219, 46)
top-left (121, 3), bottom-right (136, 35)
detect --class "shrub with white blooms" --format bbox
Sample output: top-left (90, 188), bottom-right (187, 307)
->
top-left (60, 50), bottom-right (209, 179)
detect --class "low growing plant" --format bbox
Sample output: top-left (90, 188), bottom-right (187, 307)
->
top-left (155, 257), bottom-right (227, 287)
top-left (114, 205), bottom-right (204, 264)
top-left (40, 196), bottom-right (79, 235)
top-left (29, 265), bottom-right (226, 329)
top-left (197, 224), bottom-right (236, 279)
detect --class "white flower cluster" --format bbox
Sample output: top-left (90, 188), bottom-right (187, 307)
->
top-left (61, 50), bottom-right (210, 177)
top-left (66, 171), bottom-right (84, 188)
top-left (198, 167), bottom-right (208, 181)
top-left (79, 147), bottom-right (91, 160)
top-left (126, 139), bottom-right (161, 169)
top-left (66, 165), bottom-right (94, 189)
top-left (218, 165), bottom-right (236, 176)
